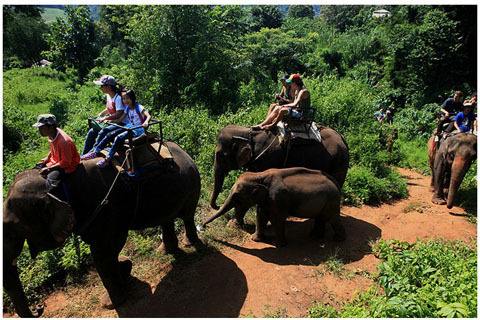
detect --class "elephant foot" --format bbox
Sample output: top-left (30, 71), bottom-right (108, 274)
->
top-left (118, 256), bottom-right (133, 279)
top-left (251, 232), bottom-right (266, 242)
top-left (432, 196), bottom-right (447, 205)
top-left (158, 242), bottom-right (181, 255)
top-left (101, 291), bottom-right (127, 310)
top-left (183, 236), bottom-right (203, 248)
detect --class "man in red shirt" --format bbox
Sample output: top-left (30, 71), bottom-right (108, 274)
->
top-left (34, 114), bottom-right (80, 197)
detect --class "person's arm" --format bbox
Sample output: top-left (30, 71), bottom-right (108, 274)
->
top-left (440, 99), bottom-right (451, 116)
top-left (98, 109), bottom-right (108, 117)
top-left (282, 89), bottom-right (307, 109)
top-left (36, 152), bottom-right (51, 168)
top-left (105, 110), bottom-right (125, 123)
top-left (142, 110), bottom-right (151, 128)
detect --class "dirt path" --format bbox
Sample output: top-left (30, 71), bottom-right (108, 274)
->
top-left (5, 168), bottom-right (476, 317)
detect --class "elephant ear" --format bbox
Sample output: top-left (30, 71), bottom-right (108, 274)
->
top-left (237, 143), bottom-right (252, 168)
top-left (252, 184), bottom-right (268, 203)
top-left (45, 193), bottom-right (76, 244)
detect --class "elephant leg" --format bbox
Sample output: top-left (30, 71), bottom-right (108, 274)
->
top-left (159, 220), bottom-right (180, 254)
top-left (182, 214), bottom-right (201, 247)
top-left (91, 231), bottom-right (129, 309)
top-left (270, 208), bottom-right (287, 247)
top-left (310, 217), bottom-right (326, 239)
top-left (330, 215), bottom-right (346, 242)
top-left (118, 256), bottom-right (133, 280)
top-left (251, 206), bottom-right (268, 242)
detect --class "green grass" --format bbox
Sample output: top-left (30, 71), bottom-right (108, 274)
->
top-left (41, 8), bottom-right (66, 24)
top-left (397, 137), bottom-right (430, 175)
top-left (309, 239), bottom-right (477, 318)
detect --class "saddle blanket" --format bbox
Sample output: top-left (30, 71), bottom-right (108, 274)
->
top-left (276, 121), bottom-right (322, 143)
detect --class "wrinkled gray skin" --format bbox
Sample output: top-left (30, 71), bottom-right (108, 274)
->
top-left (204, 167), bottom-right (345, 247)
top-left (210, 125), bottom-right (349, 220)
top-left (3, 142), bottom-right (201, 317)
top-left (427, 133), bottom-right (477, 208)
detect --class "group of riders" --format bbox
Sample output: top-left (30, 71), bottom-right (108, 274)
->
top-left (435, 90), bottom-right (477, 141)
top-left (34, 76), bottom-right (151, 220)
top-left (32, 73), bottom-right (475, 238)
top-left (33, 73), bottom-right (311, 207)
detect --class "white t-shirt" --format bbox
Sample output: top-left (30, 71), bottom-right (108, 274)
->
top-left (106, 93), bottom-right (125, 115)
top-left (125, 104), bottom-right (146, 127)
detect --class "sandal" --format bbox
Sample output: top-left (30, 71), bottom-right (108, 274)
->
top-left (81, 151), bottom-right (98, 160)
top-left (97, 158), bottom-right (111, 168)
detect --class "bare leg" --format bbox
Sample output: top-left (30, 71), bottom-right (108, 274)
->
top-left (267, 103), bottom-right (278, 116)
top-left (263, 108), bottom-right (289, 130)
top-left (258, 105), bottom-right (282, 129)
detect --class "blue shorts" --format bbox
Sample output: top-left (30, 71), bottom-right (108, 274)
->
top-left (288, 108), bottom-right (303, 119)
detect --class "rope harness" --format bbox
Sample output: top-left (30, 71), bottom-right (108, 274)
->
top-left (77, 155), bottom-right (129, 235)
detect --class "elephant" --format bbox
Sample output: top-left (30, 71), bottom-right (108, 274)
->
top-left (3, 141), bottom-right (201, 317)
top-left (203, 167), bottom-right (345, 247)
top-left (209, 124), bottom-right (349, 216)
top-left (427, 133), bottom-right (476, 208)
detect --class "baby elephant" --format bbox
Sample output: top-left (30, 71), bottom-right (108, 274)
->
top-left (203, 167), bottom-right (345, 246)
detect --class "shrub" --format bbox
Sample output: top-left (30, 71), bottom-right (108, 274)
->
top-left (394, 103), bottom-right (439, 140)
top-left (309, 239), bottom-right (477, 318)
top-left (343, 165), bottom-right (407, 206)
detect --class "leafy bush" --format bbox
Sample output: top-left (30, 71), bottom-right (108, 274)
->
top-left (397, 137), bottom-right (431, 174)
top-left (343, 166), bottom-right (407, 206)
top-left (309, 239), bottom-right (477, 318)
top-left (394, 103), bottom-right (439, 140)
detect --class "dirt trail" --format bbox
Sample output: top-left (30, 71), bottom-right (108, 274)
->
top-left (5, 168), bottom-right (476, 317)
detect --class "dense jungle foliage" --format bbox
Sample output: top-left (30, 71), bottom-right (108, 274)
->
top-left (3, 5), bottom-right (477, 316)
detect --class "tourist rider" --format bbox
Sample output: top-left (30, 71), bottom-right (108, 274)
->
top-left (96, 89), bottom-right (151, 168)
top-left (81, 75), bottom-right (125, 155)
top-left (435, 90), bottom-right (463, 137)
top-left (33, 114), bottom-right (80, 242)
top-left (254, 73), bottom-right (310, 130)
top-left (453, 103), bottom-right (476, 133)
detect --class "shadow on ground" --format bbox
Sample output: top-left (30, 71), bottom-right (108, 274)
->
top-left (114, 247), bottom-right (247, 317)
top-left (213, 214), bottom-right (381, 266)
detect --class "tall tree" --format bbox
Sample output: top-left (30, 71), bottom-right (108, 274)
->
top-left (287, 5), bottom-right (315, 19)
top-left (126, 6), bottom-right (239, 113)
top-left (43, 6), bottom-right (97, 81)
top-left (250, 6), bottom-right (283, 31)
top-left (3, 5), bottom-right (48, 68)
top-left (320, 5), bottom-right (364, 31)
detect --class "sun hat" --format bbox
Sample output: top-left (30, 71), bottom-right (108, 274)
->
top-left (93, 75), bottom-right (117, 87)
top-left (32, 114), bottom-right (57, 127)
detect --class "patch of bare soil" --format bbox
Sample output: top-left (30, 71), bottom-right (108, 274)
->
top-left (4, 168), bottom-right (476, 318)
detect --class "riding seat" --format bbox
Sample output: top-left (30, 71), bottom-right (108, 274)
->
top-left (276, 107), bottom-right (321, 144)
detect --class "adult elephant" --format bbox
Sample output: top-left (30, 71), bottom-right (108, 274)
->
top-left (427, 133), bottom-right (476, 208)
top-left (4, 142), bottom-right (201, 317)
top-left (210, 125), bottom-right (349, 211)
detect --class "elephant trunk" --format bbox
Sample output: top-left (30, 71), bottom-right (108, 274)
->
top-left (447, 156), bottom-right (470, 209)
top-left (210, 153), bottom-right (227, 210)
top-left (3, 232), bottom-right (42, 318)
top-left (204, 190), bottom-right (236, 227)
